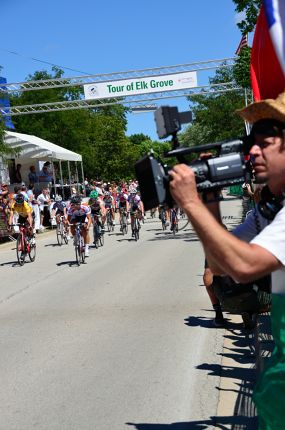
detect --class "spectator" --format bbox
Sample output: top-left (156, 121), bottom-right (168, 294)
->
top-left (28, 166), bottom-right (38, 184)
top-left (39, 165), bottom-right (53, 183)
top-left (0, 183), bottom-right (9, 198)
top-left (169, 90), bottom-right (285, 430)
top-left (14, 163), bottom-right (22, 183)
top-left (37, 187), bottom-right (51, 231)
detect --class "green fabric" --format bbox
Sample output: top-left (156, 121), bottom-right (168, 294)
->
top-left (254, 294), bottom-right (285, 429)
top-left (228, 184), bottom-right (243, 196)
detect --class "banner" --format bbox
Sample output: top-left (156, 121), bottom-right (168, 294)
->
top-left (0, 77), bottom-right (15, 129)
top-left (251, 1), bottom-right (285, 100)
top-left (84, 71), bottom-right (197, 100)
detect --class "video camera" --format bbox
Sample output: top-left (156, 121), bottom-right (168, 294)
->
top-left (135, 106), bottom-right (249, 211)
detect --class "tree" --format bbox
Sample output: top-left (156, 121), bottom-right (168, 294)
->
top-left (128, 133), bottom-right (151, 146)
top-left (180, 66), bottom-right (246, 146)
top-left (9, 67), bottom-right (133, 180)
top-left (232, 0), bottom-right (262, 34)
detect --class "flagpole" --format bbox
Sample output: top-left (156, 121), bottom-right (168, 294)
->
top-left (244, 88), bottom-right (251, 135)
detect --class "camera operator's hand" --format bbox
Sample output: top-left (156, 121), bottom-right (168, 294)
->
top-left (169, 164), bottom-right (200, 210)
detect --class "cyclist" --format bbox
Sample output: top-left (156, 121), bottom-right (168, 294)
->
top-left (118, 188), bottom-right (129, 230)
top-left (128, 188), bottom-right (144, 237)
top-left (9, 193), bottom-right (34, 240)
top-left (103, 191), bottom-right (115, 226)
top-left (67, 195), bottom-right (92, 257)
top-left (88, 190), bottom-right (106, 239)
top-left (170, 206), bottom-right (179, 231)
top-left (51, 195), bottom-right (70, 240)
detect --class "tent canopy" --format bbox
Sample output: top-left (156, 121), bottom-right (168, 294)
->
top-left (4, 131), bottom-right (82, 162)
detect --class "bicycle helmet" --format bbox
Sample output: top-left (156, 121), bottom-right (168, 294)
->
top-left (89, 190), bottom-right (99, 199)
top-left (15, 193), bottom-right (25, 204)
top-left (55, 195), bottom-right (62, 202)
top-left (70, 194), bottom-right (82, 205)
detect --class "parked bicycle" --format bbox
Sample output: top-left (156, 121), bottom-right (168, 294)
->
top-left (93, 214), bottom-right (104, 248)
top-left (56, 215), bottom-right (68, 246)
top-left (11, 222), bottom-right (36, 266)
top-left (73, 222), bottom-right (86, 266)
top-left (119, 209), bottom-right (128, 235)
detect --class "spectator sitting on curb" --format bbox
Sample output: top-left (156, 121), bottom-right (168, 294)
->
top-left (169, 90), bottom-right (285, 430)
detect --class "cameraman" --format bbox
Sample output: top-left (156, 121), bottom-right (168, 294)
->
top-left (169, 91), bottom-right (285, 430)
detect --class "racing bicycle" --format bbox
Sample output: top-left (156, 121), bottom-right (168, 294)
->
top-left (106, 208), bottom-right (114, 232)
top-left (131, 210), bottom-right (141, 241)
top-left (12, 222), bottom-right (36, 266)
top-left (73, 222), bottom-right (86, 266)
top-left (170, 208), bottom-right (179, 235)
top-left (119, 209), bottom-right (128, 235)
top-left (56, 215), bottom-right (68, 246)
top-left (93, 214), bottom-right (104, 248)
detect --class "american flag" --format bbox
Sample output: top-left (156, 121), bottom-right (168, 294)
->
top-left (235, 34), bottom-right (248, 55)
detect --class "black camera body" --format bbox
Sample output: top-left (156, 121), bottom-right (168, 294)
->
top-left (135, 106), bottom-right (247, 211)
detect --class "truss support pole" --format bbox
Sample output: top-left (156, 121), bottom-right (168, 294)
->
top-left (80, 162), bottom-right (85, 196)
top-left (68, 161), bottom-right (72, 198)
top-left (59, 160), bottom-right (64, 200)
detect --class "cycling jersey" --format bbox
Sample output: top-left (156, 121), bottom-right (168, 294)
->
top-left (68, 205), bottom-right (91, 222)
top-left (11, 201), bottom-right (33, 217)
top-left (88, 200), bottom-right (102, 215)
top-left (103, 196), bottom-right (113, 208)
top-left (52, 201), bottom-right (66, 214)
top-left (129, 195), bottom-right (141, 211)
top-left (119, 193), bottom-right (128, 203)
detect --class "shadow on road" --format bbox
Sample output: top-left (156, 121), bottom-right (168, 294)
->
top-left (0, 260), bottom-right (24, 267)
top-left (56, 260), bottom-right (86, 267)
top-left (126, 414), bottom-right (258, 429)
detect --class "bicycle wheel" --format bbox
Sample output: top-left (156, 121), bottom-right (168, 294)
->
top-left (99, 232), bottom-right (104, 247)
top-left (28, 242), bottom-right (36, 262)
top-left (74, 235), bottom-right (81, 266)
top-left (80, 237), bottom-right (86, 263)
top-left (16, 234), bottom-right (25, 266)
top-left (56, 223), bottom-right (63, 246)
top-left (63, 228), bottom-right (68, 245)
top-left (93, 224), bottom-right (99, 248)
top-left (135, 220), bottom-right (140, 241)
top-left (107, 212), bottom-right (112, 232)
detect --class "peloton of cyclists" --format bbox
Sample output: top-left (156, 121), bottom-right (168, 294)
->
top-left (67, 195), bottom-right (92, 257)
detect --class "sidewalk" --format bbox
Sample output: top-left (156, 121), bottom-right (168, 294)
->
top-left (213, 194), bottom-right (274, 429)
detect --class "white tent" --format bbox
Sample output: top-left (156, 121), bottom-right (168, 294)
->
top-left (1, 131), bottom-right (84, 200)
top-left (4, 131), bottom-right (82, 162)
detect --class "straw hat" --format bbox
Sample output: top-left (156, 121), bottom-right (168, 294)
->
top-left (237, 90), bottom-right (285, 124)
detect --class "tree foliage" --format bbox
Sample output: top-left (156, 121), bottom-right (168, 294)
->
top-left (180, 66), bottom-right (246, 146)
top-left (8, 67), bottom-right (139, 180)
top-left (232, 0), bottom-right (262, 34)
top-left (233, 46), bottom-right (252, 89)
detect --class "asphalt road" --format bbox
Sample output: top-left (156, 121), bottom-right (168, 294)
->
top-left (0, 209), bottom-right (239, 430)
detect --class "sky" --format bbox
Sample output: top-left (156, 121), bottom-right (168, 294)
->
top-left (0, 0), bottom-right (245, 141)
